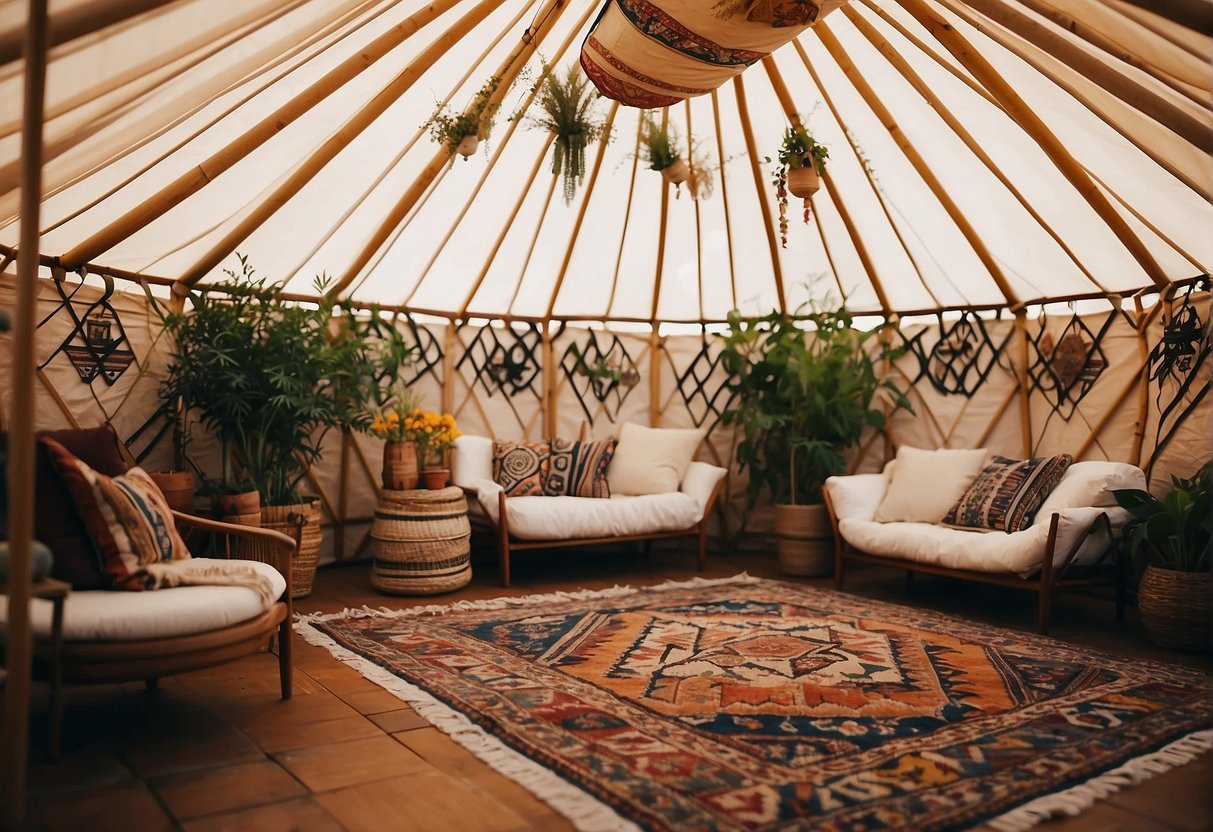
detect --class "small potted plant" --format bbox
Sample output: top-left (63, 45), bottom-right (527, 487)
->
top-left (426, 74), bottom-right (503, 160)
top-left (641, 114), bottom-right (690, 192)
top-left (523, 61), bottom-right (611, 204)
top-left (769, 123), bottom-right (828, 247)
top-left (369, 383), bottom-right (420, 491)
top-left (1115, 460), bottom-right (1211, 652)
top-left (404, 409), bottom-right (462, 490)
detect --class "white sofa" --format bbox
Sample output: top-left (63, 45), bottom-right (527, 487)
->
top-left (823, 460), bottom-right (1146, 632)
top-left (452, 435), bottom-right (727, 585)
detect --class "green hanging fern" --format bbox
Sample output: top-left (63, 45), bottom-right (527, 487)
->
top-left (640, 113), bottom-right (681, 172)
top-left (527, 62), bottom-right (611, 204)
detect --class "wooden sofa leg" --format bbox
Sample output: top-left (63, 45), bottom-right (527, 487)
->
top-left (278, 618), bottom-right (293, 700)
top-left (697, 528), bottom-right (707, 572)
top-left (1038, 585), bottom-right (1052, 635)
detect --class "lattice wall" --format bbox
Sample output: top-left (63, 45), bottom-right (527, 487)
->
top-left (3, 275), bottom-right (1208, 563)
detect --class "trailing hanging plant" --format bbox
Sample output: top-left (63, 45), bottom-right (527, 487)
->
top-left (686, 136), bottom-right (716, 202)
top-left (524, 61), bottom-right (611, 204)
top-left (640, 113), bottom-right (691, 193)
top-left (767, 123), bottom-right (829, 247)
top-left (426, 74), bottom-right (504, 161)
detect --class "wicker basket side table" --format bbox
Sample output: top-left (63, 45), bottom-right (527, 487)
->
top-left (371, 486), bottom-right (471, 595)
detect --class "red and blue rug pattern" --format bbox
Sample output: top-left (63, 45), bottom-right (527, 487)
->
top-left (297, 577), bottom-right (1210, 831)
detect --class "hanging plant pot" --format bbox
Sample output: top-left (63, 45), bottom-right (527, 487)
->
top-left (773, 503), bottom-right (833, 576)
top-left (661, 158), bottom-right (690, 186)
top-left (455, 134), bottom-right (479, 158)
top-left (786, 163), bottom-right (820, 199)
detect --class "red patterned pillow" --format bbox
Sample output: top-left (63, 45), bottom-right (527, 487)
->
top-left (944, 454), bottom-right (1073, 533)
top-left (545, 438), bottom-right (615, 498)
top-left (492, 441), bottom-right (551, 497)
top-left (42, 438), bottom-right (190, 590)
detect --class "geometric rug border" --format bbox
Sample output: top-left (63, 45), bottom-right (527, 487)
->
top-left (294, 573), bottom-right (1212, 832)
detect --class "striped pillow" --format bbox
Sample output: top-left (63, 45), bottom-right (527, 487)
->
top-left (42, 437), bottom-right (190, 590)
top-left (545, 438), bottom-right (616, 499)
top-left (492, 441), bottom-right (551, 497)
top-left (944, 454), bottom-right (1073, 533)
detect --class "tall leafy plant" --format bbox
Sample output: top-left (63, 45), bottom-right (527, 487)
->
top-left (719, 302), bottom-right (910, 515)
top-left (525, 62), bottom-right (610, 204)
top-left (1115, 460), bottom-right (1211, 573)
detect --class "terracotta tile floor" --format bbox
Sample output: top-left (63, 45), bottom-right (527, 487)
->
top-left (18, 543), bottom-right (1213, 831)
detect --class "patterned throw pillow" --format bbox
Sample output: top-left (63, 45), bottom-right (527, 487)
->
top-left (42, 438), bottom-right (191, 590)
top-left (944, 454), bottom-right (1073, 533)
top-left (545, 438), bottom-right (616, 498)
top-left (492, 441), bottom-right (551, 497)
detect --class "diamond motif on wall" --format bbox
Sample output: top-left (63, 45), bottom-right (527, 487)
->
top-left (399, 314), bottom-right (444, 386)
top-left (560, 331), bottom-right (639, 424)
top-left (39, 273), bottom-right (137, 385)
top-left (1146, 281), bottom-right (1210, 478)
top-left (1028, 310), bottom-right (1113, 420)
top-left (457, 321), bottom-right (542, 399)
top-left (899, 312), bottom-right (1010, 397)
top-left (676, 338), bottom-right (733, 429)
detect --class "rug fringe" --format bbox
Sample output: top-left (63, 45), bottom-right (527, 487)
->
top-left (985, 729), bottom-right (1213, 832)
top-left (293, 572), bottom-right (760, 625)
top-left (294, 617), bottom-right (644, 832)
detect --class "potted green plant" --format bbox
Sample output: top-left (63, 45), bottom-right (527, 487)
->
top-left (523, 61), bottom-right (611, 204)
top-left (1114, 460), bottom-right (1211, 652)
top-left (769, 123), bottom-right (828, 248)
top-left (720, 301), bottom-right (909, 575)
top-left (641, 114), bottom-right (690, 192)
top-left (426, 74), bottom-right (503, 160)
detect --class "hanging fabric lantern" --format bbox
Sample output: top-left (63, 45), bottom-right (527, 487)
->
top-left (581, 0), bottom-right (847, 108)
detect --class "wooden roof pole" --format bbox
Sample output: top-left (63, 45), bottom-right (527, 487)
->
top-left (759, 57), bottom-right (893, 313)
top-left (1104, 0), bottom-right (1212, 59)
top-left (781, 45), bottom-right (945, 309)
top-left (0, 0), bottom-right (182, 64)
top-left (647, 108), bottom-right (674, 323)
top-left (331, 0), bottom-right (573, 299)
top-left (2, 1), bottom-right (48, 826)
top-left (544, 102), bottom-right (620, 321)
top-left (709, 90), bottom-right (739, 311)
top-left (844, 5), bottom-right (1112, 288)
top-left (605, 118), bottom-right (644, 317)
top-left (897, 0), bottom-right (1172, 290)
top-left (1110, 0), bottom-right (1213, 35)
top-left (733, 76), bottom-right (788, 313)
top-left (504, 174), bottom-right (562, 315)
top-left (456, 137), bottom-right (554, 316)
top-left (60, 0), bottom-right (463, 272)
top-left (685, 99), bottom-right (705, 322)
top-left (815, 26), bottom-right (1022, 307)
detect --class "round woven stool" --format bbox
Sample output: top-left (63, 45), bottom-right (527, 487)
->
top-left (371, 486), bottom-right (472, 595)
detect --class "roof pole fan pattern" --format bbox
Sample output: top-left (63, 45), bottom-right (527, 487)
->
top-left (1027, 306), bottom-right (1116, 421)
top-left (1146, 281), bottom-right (1211, 478)
top-left (580, 0), bottom-right (848, 107)
top-left (559, 329), bottom-right (641, 424)
top-left (900, 311), bottom-right (1012, 397)
top-left (39, 271), bottom-right (135, 385)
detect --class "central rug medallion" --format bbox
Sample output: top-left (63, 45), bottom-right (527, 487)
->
top-left (297, 576), bottom-right (1211, 831)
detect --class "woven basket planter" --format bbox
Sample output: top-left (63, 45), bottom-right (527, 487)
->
top-left (773, 503), bottom-right (833, 577)
top-left (1138, 565), bottom-right (1211, 653)
top-left (371, 486), bottom-right (471, 595)
top-left (250, 498), bottom-right (323, 599)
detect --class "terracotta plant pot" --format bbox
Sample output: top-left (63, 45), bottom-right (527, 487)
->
top-left (423, 467), bottom-right (451, 490)
top-left (149, 470), bottom-right (195, 514)
top-left (661, 158), bottom-right (690, 186)
top-left (455, 134), bottom-right (479, 158)
top-left (381, 440), bottom-right (419, 491)
top-left (211, 489), bottom-right (261, 527)
top-left (786, 163), bottom-right (820, 199)
top-left (773, 503), bottom-right (833, 576)
top-left (1138, 565), bottom-right (1211, 653)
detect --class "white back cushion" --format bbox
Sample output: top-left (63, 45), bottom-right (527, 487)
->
top-left (873, 446), bottom-right (988, 523)
top-left (608, 423), bottom-right (704, 495)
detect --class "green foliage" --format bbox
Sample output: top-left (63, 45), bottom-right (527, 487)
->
top-left (1114, 461), bottom-right (1212, 572)
top-left (766, 123), bottom-right (829, 248)
top-left (426, 75), bottom-right (503, 157)
top-left (719, 301), bottom-right (911, 515)
top-left (159, 256), bottom-right (414, 505)
top-left (526, 62), bottom-right (610, 204)
top-left (640, 113), bottom-right (681, 172)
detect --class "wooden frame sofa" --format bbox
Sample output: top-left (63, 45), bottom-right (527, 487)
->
top-left (823, 459), bottom-right (1146, 633)
top-left (452, 435), bottom-right (727, 586)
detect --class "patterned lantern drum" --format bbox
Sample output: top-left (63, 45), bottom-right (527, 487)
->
top-left (581, 0), bottom-right (847, 107)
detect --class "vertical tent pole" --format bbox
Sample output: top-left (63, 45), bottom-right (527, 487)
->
top-left (2, 0), bottom-right (47, 827)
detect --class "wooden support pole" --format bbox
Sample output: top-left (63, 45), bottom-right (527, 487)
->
top-left (733, 76), bottom-right (788, 313)
top-left (2, 2), bottom-right (48, 826)
top-left (1015, 311), bottom-right (1034, 457)
top-left (649, 329), bottom-right (662, 426)
top-left (59, 0), bottom-right (463, 271)
top-left (648, 107), bottom-right (674, 323)
top-left (897, 0), bottom-right (1172, 289)
top-left (0, 0), bottom-right (179, 64)
top-left (605, 118), bottom-right (644, 316)
top-left (542, 321), bottom-right (556, 438)
top-left (709, 90), bottom-right (739, 310)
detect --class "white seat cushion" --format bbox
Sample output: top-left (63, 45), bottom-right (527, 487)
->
top-left (1, 559), bottom-right (285, 641)
top-left (489, 491), bottom-right (703, 540)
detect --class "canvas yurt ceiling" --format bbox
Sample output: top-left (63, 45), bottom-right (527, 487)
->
top-left (0, 0), bottom-right (1209, 323)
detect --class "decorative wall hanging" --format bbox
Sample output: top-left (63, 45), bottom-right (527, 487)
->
top-left (580, 0), bottom-right (846, 107)
top-left (560, 330), bottom-right (639, 424)
top-left (399, 313), bottom-right (444, 386)
top-left (676, 335), bottom-right (734, 429)
top-left (39, 272), bottom-right (136, 385)
top-left (900, 311), bottom-right (1011, 397)
top-left (456, 320), bottom-right (543, 399)
top-left (1146, 281), bottom-right (1210, 478)
top-left (1027, 308), bottom-right (1115, 421)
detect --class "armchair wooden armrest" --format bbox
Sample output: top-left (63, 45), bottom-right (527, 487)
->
top-left (171, 510), bottom-right (298, 594)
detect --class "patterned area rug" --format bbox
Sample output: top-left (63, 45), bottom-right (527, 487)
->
top-left (296, 576), bottom-right (1211, 831)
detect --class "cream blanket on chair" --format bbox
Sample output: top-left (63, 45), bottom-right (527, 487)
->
top-left (145, 560), bottom-right (279, 607)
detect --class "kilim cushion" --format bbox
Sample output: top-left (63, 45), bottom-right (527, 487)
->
top-left (42, 437), bottom-right (190, 590)
top-left (544, 438), bottom-right (615, 498)
top-left (944, 453), bottom-right (1073, 532)
top-left (492, 440), bottom-right (551, 497)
